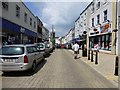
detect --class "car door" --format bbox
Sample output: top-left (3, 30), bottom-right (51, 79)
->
top-left (32, 46), bottom-right (42, 64)
top-left (26, 46), bottom-right (35, 67)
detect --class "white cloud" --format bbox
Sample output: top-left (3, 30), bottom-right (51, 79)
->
top-left (40, 2), bottom-right (88, 36)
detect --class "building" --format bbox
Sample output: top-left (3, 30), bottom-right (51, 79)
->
top-left (88, 0), bottom-right (117, 54)
top-left (79, 3), bottom-right (92, 48)
top-left (1, 1), bottom-right (37, 44)
top-left (75, 16), bottom-right (80, 40)
top-left (36, 16), bottom-right (43, 43)
top-left (42, 26), bottom-right (49, 42)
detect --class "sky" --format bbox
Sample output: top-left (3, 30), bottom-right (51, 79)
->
top-left (22, 1), bottom-right (91, 37)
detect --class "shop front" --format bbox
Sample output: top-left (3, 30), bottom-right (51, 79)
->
top-left (89, 21), bottom-right (112, 51)
top-left (1, 18), bottom-right (37, 45)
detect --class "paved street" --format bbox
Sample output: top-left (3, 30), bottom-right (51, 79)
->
top-left (1, 49), bottom-right (118, 88)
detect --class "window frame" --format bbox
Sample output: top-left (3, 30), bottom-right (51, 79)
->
top-left (24, 12), bottom-right (27, 23)
top-left (97, 14), bottom-right (100, 24)
top-left (16, 5), bottom-right (20, 18)
top-left (104, 10), bottom-right (107, 22)
top-left (30, 18), bottom-right (32, 26)
top-left (2, 2), bottom-right (8, 10)
top-left (92, 18), bottom-right (94, 27)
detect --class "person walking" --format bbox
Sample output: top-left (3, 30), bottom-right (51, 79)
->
top-left (72, 42), bottom-right (79, 59)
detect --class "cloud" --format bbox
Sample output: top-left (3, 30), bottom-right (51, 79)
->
top-left (40, 2), bottom-right (88, 36)
top-left (23, 1), bottom-right (89, 37)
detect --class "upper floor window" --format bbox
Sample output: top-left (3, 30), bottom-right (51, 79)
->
top-left (34, 21), bottom-right (36, 28)
top-left (16, 5), bottom-right (20, 18)
top-left (92, 18), bottom-right (94, 27)
top-left (2, 2), bottom-right (8, 10)
top-left (97, 14), bottom-right (100, 24)
top-left (103, 0), bottom-right (107, 5)
top-left (91, 3), bottom-right (94, 13)
top-left (96, 1), bottom-right (100, 10)
top-left (104, 10), bottom-right (107, 22)
top-left (24, 13), bottom-right (27, 23)
top-left (30, 18), bottom-right (32, 26)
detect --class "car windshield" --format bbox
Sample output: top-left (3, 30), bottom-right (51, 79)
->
top-left (39, 44), bottom-right (44, 48)
top-left (0, 46), bottom-right (24, 55)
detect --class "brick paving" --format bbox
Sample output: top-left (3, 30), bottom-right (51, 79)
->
top-left (1, 49), bottom-right (118, 88)
top-left (70, 49), bottom-right (118, 87)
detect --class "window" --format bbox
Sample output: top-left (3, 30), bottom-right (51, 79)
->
top-left (97, 14), bottom-right (100, 24)
top-left (2, 2), bottom-right (8, 10)
top-left (92, 18), bottom-right (94, 27)
top-left (27, 47), bottom-right (33, 53)
top-left (96, 2), bottom-right (100, 9)
top-left (34, 21), bottom-right (36, 28)
top-left (16, 5), bottom-right (20, 18)
top-left (91, 3), bottom-right (94, 13)
top-left (104, 10), bottom-right (107, 22)
top-left (103, 0), bottom-right (107, 5)
top-left (24, 13), bottom-right (27, 23)
top-left (0, 47), bottom-right (24, 55)
top-left (30, 18), bottom-right (32, 26)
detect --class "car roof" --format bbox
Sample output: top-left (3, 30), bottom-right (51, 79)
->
top-left (2, 44), bottom-right (25, 47)
top-left (2, 44), bottom-right (36, 47)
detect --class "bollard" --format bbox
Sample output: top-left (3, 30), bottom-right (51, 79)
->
top-left (88, 49), bottom-right (90, 60)
top-left (95, 51), bottom-right (98, 64)
top-left (114, 56), bottom-right (119, 76)
top-left (91, 50), bottom-right (93, 62)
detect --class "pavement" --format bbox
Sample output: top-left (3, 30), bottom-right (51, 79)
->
top-left (69, 49), bottom-right (118, 87)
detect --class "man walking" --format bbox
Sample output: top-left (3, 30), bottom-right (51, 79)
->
top-left (72, 42), bottom-right (79, 59)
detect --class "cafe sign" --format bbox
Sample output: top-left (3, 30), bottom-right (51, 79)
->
top-left (100, 23), bottom-right (111, 33)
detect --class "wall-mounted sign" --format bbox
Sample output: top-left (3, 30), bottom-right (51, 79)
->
top-left (100, 23), bottom-right (110, 33)
top-left (20, 27), bottom-right (25, 33)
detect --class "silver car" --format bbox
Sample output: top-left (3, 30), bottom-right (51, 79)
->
top-left (0, 44), bottom-right (44, 72)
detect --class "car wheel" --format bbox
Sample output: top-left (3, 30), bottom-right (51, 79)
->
top-left (31, 62), bottom-right (36, 72)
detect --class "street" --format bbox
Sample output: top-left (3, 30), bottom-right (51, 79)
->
top-left (1, 49), bottom-right (118, 88)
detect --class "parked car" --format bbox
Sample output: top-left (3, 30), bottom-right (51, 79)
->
top-left (35, 43), bottom-right (52, 57)
top-left (34, 43), bottom-right (46, 57)
top-left (0, 44), bottom-right (44, 73)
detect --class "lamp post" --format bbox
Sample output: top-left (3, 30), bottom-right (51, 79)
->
top-left (113, 29), bottom-right (118, 55)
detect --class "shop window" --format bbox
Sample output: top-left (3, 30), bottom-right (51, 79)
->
top-left (105, 35), bottom-right (109, 50)
top-left (98, 36), bottom-right (102, 49)
top-left (101, 35), bottom-right (105, 49)
top-left (108, 34), bottom-right (112, 50)
top-left (16, 5), bottom-right (20, 18)
top-left (2, 2), bottom-right (8, 10)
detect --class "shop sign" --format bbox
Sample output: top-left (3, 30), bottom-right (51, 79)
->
top-left (100, 23), bottom-right (110, 33)
top-left (20, 27), bottom-right (25, 33)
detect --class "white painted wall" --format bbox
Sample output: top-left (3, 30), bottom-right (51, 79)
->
top-left (1, 1), bottom-right (37, 33)
top-left (90, 2), bottom-right (113, 33)
top-left (42, 26), bottom-right (49, 41)
top-left (75, 17), bottom-right (80, 38)
top-left (80, 9), bottom-right (88, 35)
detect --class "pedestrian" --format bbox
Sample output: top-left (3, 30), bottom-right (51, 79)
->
top-left (72, 41), bottom-right (79, 59)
